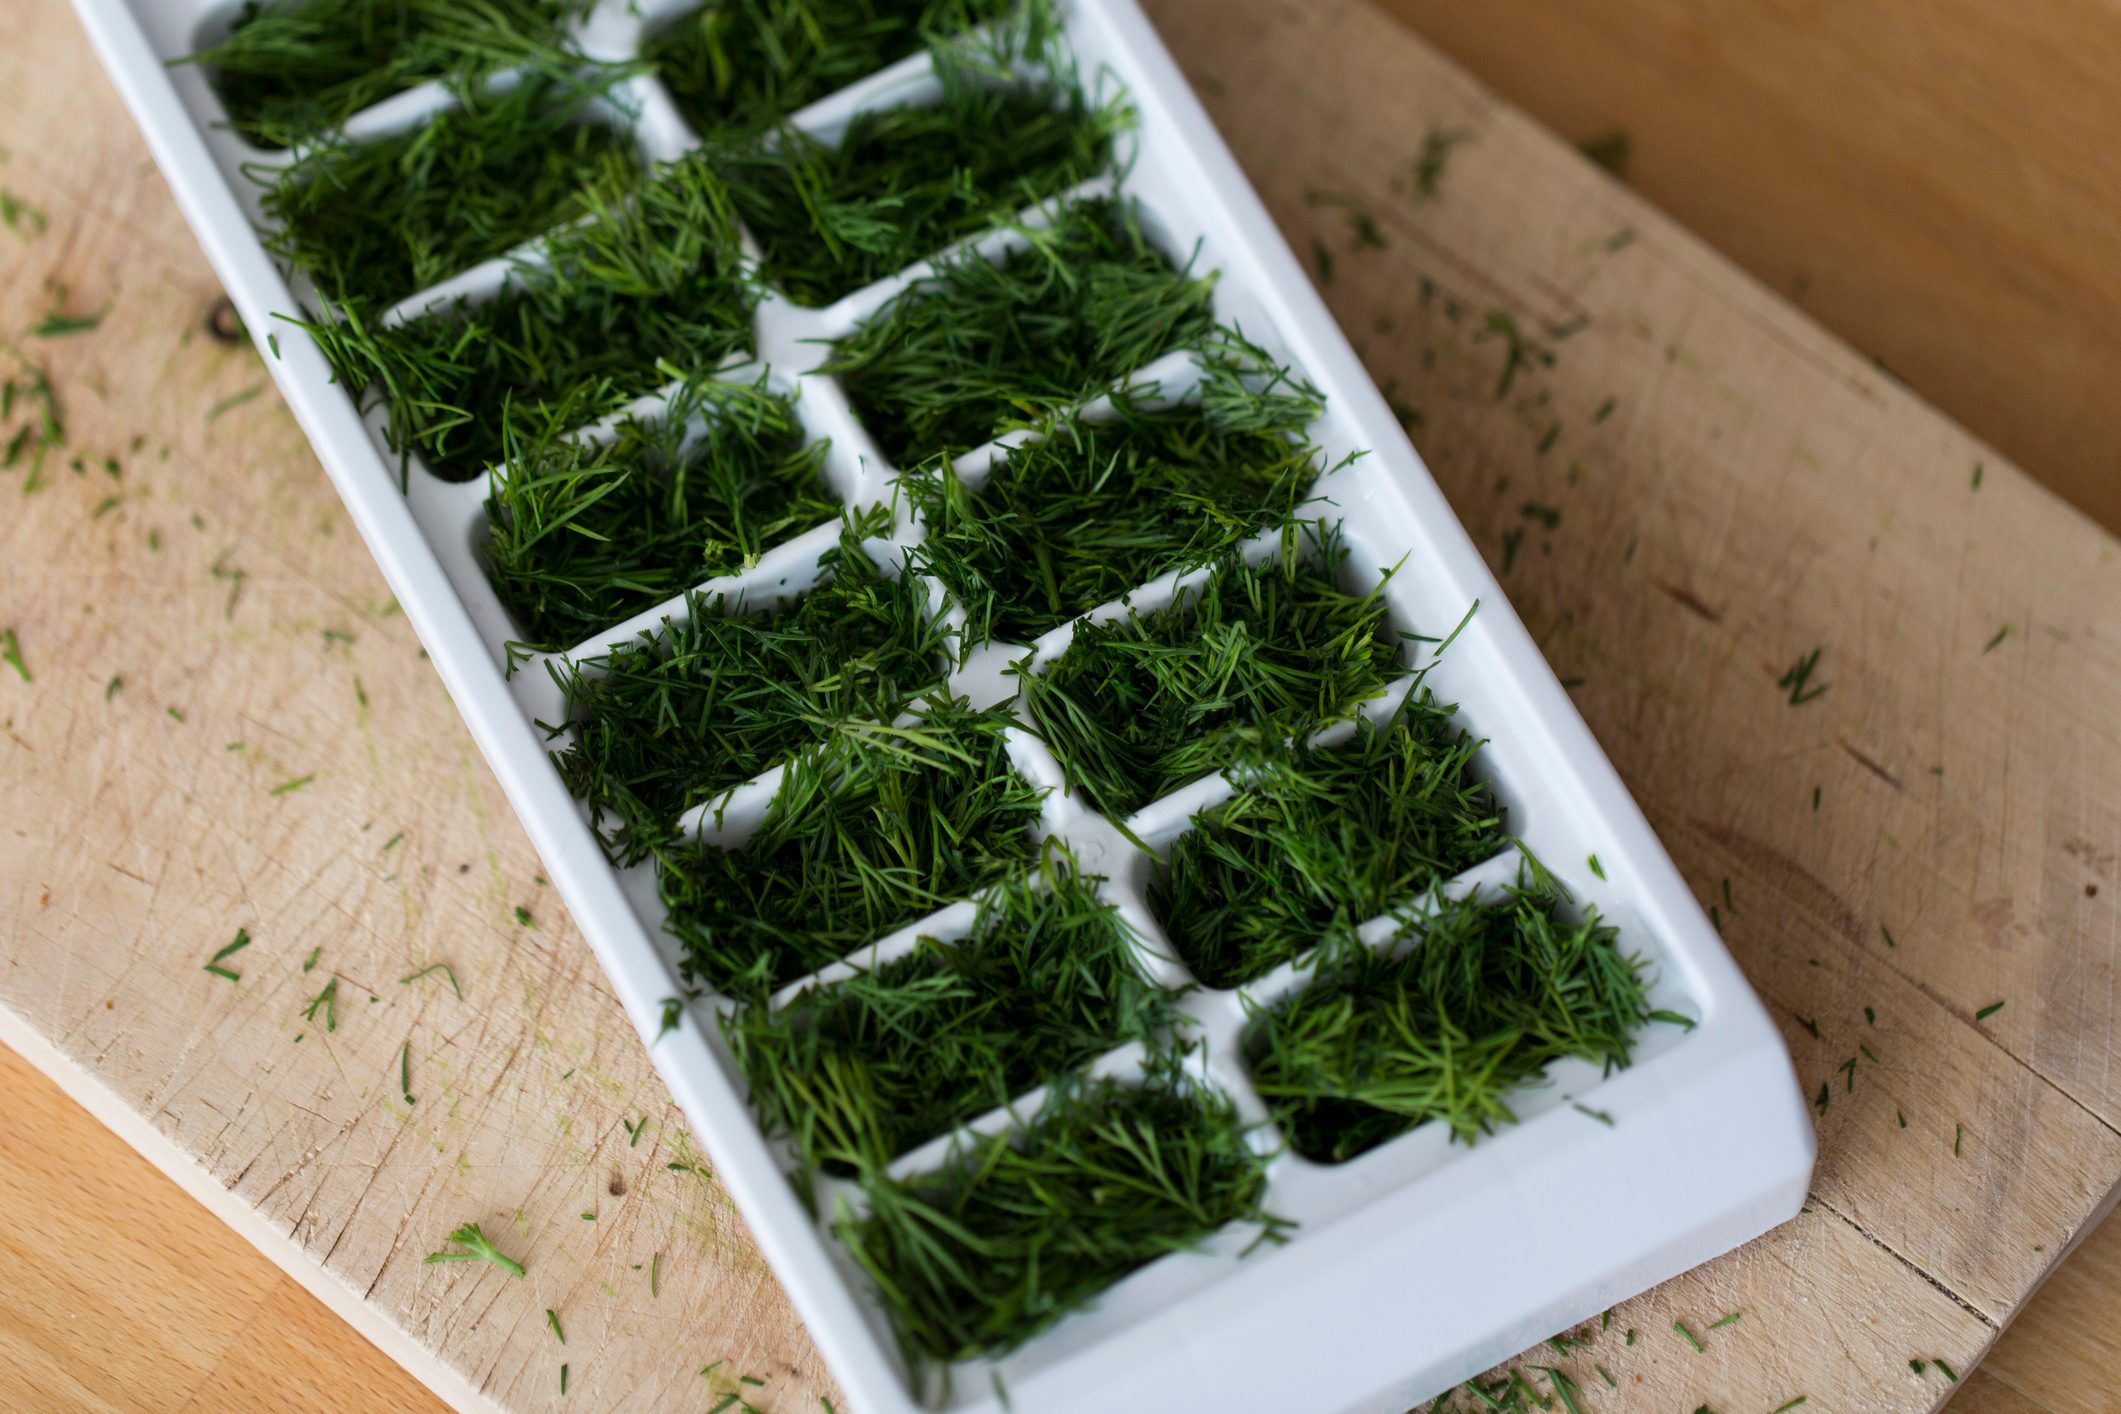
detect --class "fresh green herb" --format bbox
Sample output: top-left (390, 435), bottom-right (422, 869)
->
top-left (514, 905), bottom-right (535, 927)
top-left (105, 674), bottom-right (123, 700)
top-left (651, 1251), bottom-right (661, 1297)
top-left (1770, 1398), bottom-right (1807, 1413)
top-left (546, 1308), bottom-right (564, 1344)
top-left (1578, 130), bottom-right (1631, 177)
top-left (423, 1221), bottom-right (525, 1276)
top-left (1406, 124), bottom-right (1469, 201)
top-left (400, 961), bottom-right (461, 997)
top-left (1708, 1311), bottom-right (1741, 1330)
top-left (1721, 877), bottom-right (1736, 914)
top-left (902, 332), bottom-right (1327, 646)
top-left (1587, 854), bottom-right (1605, 880)
top-left (1, 348), bottom-right (66, 488)
top-left (167, 706), bottom-right (187, 723)
top-left (644, 0), bottom-right (1019, 136)
top-left (262, 74), bottom-right (637, 309)
top-left (180, 0), bottom-right (588, 149)
top-left (837, 1065), bottom-right (1275, 1369)
top-left (1936, 1359), bottom-right (1958, 1381)
top-left (658, 694), bottom-right (1043, 992)
top-left (205, 385), bottom-right (265, 422)
top-left (1880, 923), bottom-right (1896, 948)
top-left (1972, 462), bottom-right (1983, 490)
top-left (32, 305), bottom-right (104, 338)
top-left (1152, 686), bottom-right (1505, 988)
top-left (550, 521), bottom-right (945, 860)
top-left (725, 846), bottom-right (1173, 1169)
top-left (1812, 785), bottom-right (1821, 811)
top-left (560, 1364), bottom-right (568, 1395)
top-left (1573, 1103), bottom-right (1615, 1126)
top-left (303, 946), bottom-right (321, 971)
top-left (1954, 1121), bottom-right (1963, 1155)
top-left (270, 774), bottom-right (314, 795)
top-left (1674, 1319), bottom-right (1704, 1352)
top-left (303, 976), bottom-right (340, 1031)
top-left (711, 63), bottom-right (1122, 308)
top-left (1484, 311), bottom-right (1554, 399)
top-left (1983, 625), bottom-right (2010, 653)
top-left (483, 376), bottom-right (836, 650)
top-left (0, 628), bottom-right (27, 683)
top-left (1975, 1000), bottom-right (2004, 1020)
top-left (1592, 396), bottom-right (1616, 423)
top-left (1247, 879), bottom-right (1655, 1162)
top-left (1016, 522), bottom-right (1404, 818)
top-left (1521, 501), bottom-right (1560, 530)
top-left (1909, 1359), bottom-right (1927, 1375)
top-left (1311, 238), bottom-right (1333, 285)
top-left (303, 150), bottom-right (754, 482)
top-left (210, 548), bottom-right (248, 618)
top-left (321, 628), bottom-right (355, 647)
top-left (822, 196), bottom-right (1217, 466)
top-left (657, 996), bottom-right (685, 1040)
top-left (203, 926), bottom-right (253, 982)
top-left (1, 189), bottom-right (48, 239)
top-left (1778, 647), bottom-right (1828, 705)
top-left (1305, 189), bottom-right (1386, 248)
top-left (1898, 1109), bottom-right (1907, 1127)
top-left (621, 1114), bottom-right (646, 1146)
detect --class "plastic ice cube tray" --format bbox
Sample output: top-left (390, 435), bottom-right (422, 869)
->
top-left (65, 1), bottom-right (1815, 1410)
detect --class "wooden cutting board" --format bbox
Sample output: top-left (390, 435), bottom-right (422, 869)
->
top-left (5, 0), bottom-right (2119, 1409)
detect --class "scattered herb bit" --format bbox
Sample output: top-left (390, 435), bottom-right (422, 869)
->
top-left (836, 1063), bottom-right (1274, 1369)
top-left (1983, 625), bottom-right (2010, 653)
top-left (303, 976), bottom-right (340, 1032)
top-left (1909, 1359), bottom-right (1927, 1375)
top-left (727, 847), bottom-right (1175, 1169)
top-left (1573, 1103), bottom-right (1615, 1127)
top-left (1587, 854), bottom-right (1606, 881)
top-left (423, 1221), bottom-right (525, 1276)
top-left (31, 304), bottom-right (104, 338)
top-left (167, 706), bottom-right (187, 723)
top-left (546, 1308), bottom-right (564, 1344)
top-left (656, 996), bottom-right (685, 1041)
top-left (202, 927), bottom-right (253, 983)
top-left (0, 628), bottom-right (27, 682)
top-left (1306, 189), bottom-right (1387, 248)
top-left (270, 774), bottom-right (314, 795)
top-left (1898, 1110), bottom-right (1907, 1128)
top-left (1018, 522), bottom-right (1404, 818)
top-left (1595, 1366), bottom-right (1615, 1389)
top-left (1880, 923), bottom-right (1896, 948)
top-left (1972, 462), bottom-right (1983, 489)
top-left (1708, 1311), bottom-right (1741, 1330)
top-left (1407, 124), bottom-right (1470, 201)
top-left (1499, 526), bottom-right (1524, 574)
top-left (1976, 1000), bottom-right (2005, 1020)
top-left (822, 196), bottom-right (1215, 466)
top-left (1311, 237), bottom-right (1334, 285)
top-left (651, 1251), bottom-right (660, 1298)
top-left (1798, 1016), bottom-right (1818, 1040)
top-left (209, 548), bottom-right (247, 619)
top-left (1860, 1043), bottom-right (1879, 1063)
top-left (1721, 878), bottom-right (1736, 914)
top-left (514, 906), bottom-right (534, 928)
top-left (400, 1041), bottom-right (414, 1104)
top-left (1248, 878), bottom-right (1655, 1161)
top-left (622, 1114), bottom-right (646, 1147)
top-left (105, 674), bottom-right (123, 700)
top-left (1152, 686), bottom-right (1505, 987)
top-left (1484, 311), bottom-right (1555, 399)
top-left (1592, 396), bottom-right (1617, 423)
top-left (1839, 1056), bottom-right (1857, 1092)
top-left (399, 961), bottom-right (461, 998)
top-left (1936, 1359), bottom-right (1958, 1382)
top-left (302, 946), bottom-right (321, 972)
top-left (560, 1364), bottom-right (568, 1395)
top-left (1674, 1319), bottom-right (1704, 1353)
top-left (205, 385), bottom-right (265, 423)
top-left (1812, 785), bottom-right (1821, 812)
top-left (1864, 1006), bottom-right (1876, 1025)
top-left (1578, 129), bottom-right (1631, 177)
top-left (1777, 647), bottom-right (1828, 705)
top-left (1954, 1121), bottom-right (1963, 1156)
top-left (1521, 501), bottom-right (1561, 530)
top-left (1815, 1081), bottom-right (1829, 1113)
top-left (1, 188), bottom-right (48, 239)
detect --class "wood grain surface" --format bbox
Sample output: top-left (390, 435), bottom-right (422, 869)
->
top-left (4, 0), bottom-right (2120, 1410)
top-left (1377, 0), bottom-right (2121, 539)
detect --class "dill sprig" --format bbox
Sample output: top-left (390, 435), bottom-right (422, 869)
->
top-left (1246, 883), bottom-right (1655, 1163)
top-left (1015, 522), bottom-right (1404, 818)
top-left (1154, 687), bottom-right (1506, 989)
top-left (821, 195), bottom-right (1217, 466)
top-left (549, 520), bottom-right (946, 859)
top-left (423, 1220), bottom-right (526, 1276)
top-left (902, 334), bottom-right (1327, 646)
top-left (483, 376), bottom-right (837, 649)
top-left (181, 0), bottom-right (589, 150)
top-left (724, 846), bottom-right (1177, 1168)
top-left (260, 74), bottom-right (638, 310)
top-left (643, 0), bottom-right (1017, 135)
top-left (302, 151), bottom-right (753, 482)
top-left (654, 694), bottom-right (1044, 993)
top-left (708, 65), bottom-right (1122, 308)
top-left (838, 1064), bottom-right (1274, 1368)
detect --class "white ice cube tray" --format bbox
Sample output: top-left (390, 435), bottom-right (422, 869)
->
top-left (67, 1), bottom-right (1816, 1410)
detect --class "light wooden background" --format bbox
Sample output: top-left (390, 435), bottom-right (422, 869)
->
top-left (4, 0), bottom-right (2120, 1411)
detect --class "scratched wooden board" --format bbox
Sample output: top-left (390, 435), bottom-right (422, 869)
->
top-left (2, 0), bottom-right (2117, 1409)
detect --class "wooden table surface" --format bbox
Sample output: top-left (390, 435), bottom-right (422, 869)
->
top-left (5, 0), bottom-right (2121, 1410)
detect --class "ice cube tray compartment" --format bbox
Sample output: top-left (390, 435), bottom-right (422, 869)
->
top-left (70, 1), bottom-right (1816, 1410)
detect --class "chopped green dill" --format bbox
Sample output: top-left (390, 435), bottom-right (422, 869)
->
top-left (1708, 1311), bottom-right (1741, 1330)
top-left (1587, 854), bottom-right (1605, 880)
top-left (262, 74), bottom-right (638, 309)
top-left (1674, 1319), bottom-right (1704, 1352)
top-left (1406, 125), bottom-right (1470, 201)
top-left (381, 831), bottom-right (404, 850)
top-left (1954, 1121), bottom-right (1963, 1155)
top-left (1859, 1043), bottom-right (1879, 1063)
top-left (302, 946), bottom-right (321, 972)
top-left (1596, 1365), bottom-right (1615, 1389)
top-left (1798, 1015), bottom-right (1818, 1039)
top-left (726, 846), bottom-right (1173, 1169)
top-left (1, 189), bottom-right (48, 239)
top-left (0, 628), bottom-right (27, 683)
top-left (1769, 1398), bottom-right (1806, 1413)
top-left (400, 1040), bottom-right (414, 1103)
top-left (551, 522), bottom-right (947, 860)
top-left (400, 961), bottom-right (461, 997)
top-left (303, 976), bottom-right (340, 1031)
top-left (322, 628), bottom-right (355, 646)
top-left (1152, 686), bottom-right (1505, 988)
top-left (1909, 1359), bottom-right (1927, 1375)
top-left (1592, 396), bottom-right (1616, 423)
top-left (167, 706), bottom-right (187, 723)
top-left (546, 1308), bottom-right (564, 1344)
top-left (1247, 880), bottom-right (1654, 1162)
top-left (709, 61), bottom-right (1123, 308)
top-left (822, 196), bottom-right (1216, 466)
top-left (1720, 877), bottom-right (1736, 914)
top-left (1975, 1000), bottom-right (2004, 1020)
top-left (1936, 1359), bottom-right (1957, 1381)
top-left (1483, 311), bottom-right (1554, 399)
top-left (651, 1251), bottom-right (660, 1297)
top-left (1573, 1103), bottom-right (1615, 1126)
top-left (270, 774), bottom-right (314, 795)
top-left (1880, 923), bottom-right (1896, 948)
top-left (622, 1114), bottom-right (646, 1146)
top-left (205, 385), bottom-right (264, 423)
top-left (559, 1364), bottom-right (568, 1395)
top-left (1311, 238), bottom-right (1333, 285)
top-left (424, 1220), bottom-right (524, 1275)
top-left (1521, 501), bottom-right (1560, 530)
top-left (658, 695), bottom-right (1043, 993)
top-left (739, 1376), bottom-right (764, 1388)
top-left (1578, 130), bottom-right (1631, 177)
top-left (902, 333), bottom-right (1327, 646)
top-left (1016, 522), bottom-right (1404, 818)
top-left (1840, 1056), bottom-right (1857, 1091)
top-left (303, 150), bottom-right (754, 482)
top-left (644, 0), bottom-right (1018, 136)
top-left (1983, 625), bottom-right (2010, 653)
top-left (1777, 646), bottom-right (1828, 705)
top-left (1812, 785), bottom-right (1821, 811)
top-left (836, 1064), bottom-right (1273, 1369)
top-left (203, 927), bottom-right (253, 985)
top-left (514, 905), bottom-right (534, 928)
top-left (32, 306), bottom-right (104, 338)
top-left (657, 996), bottom-right (685, 1040)
top-left (483, 376), bottom-right (837, 650)
top-left (105, 675), bottom-right (123, 700)
top-left (1972, 462), bottom-right (1983, 489)
top-left (1305, 189), bottom-right (1387, 248)
top-left (1898, 1109), bottom-right (1906, 1127)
